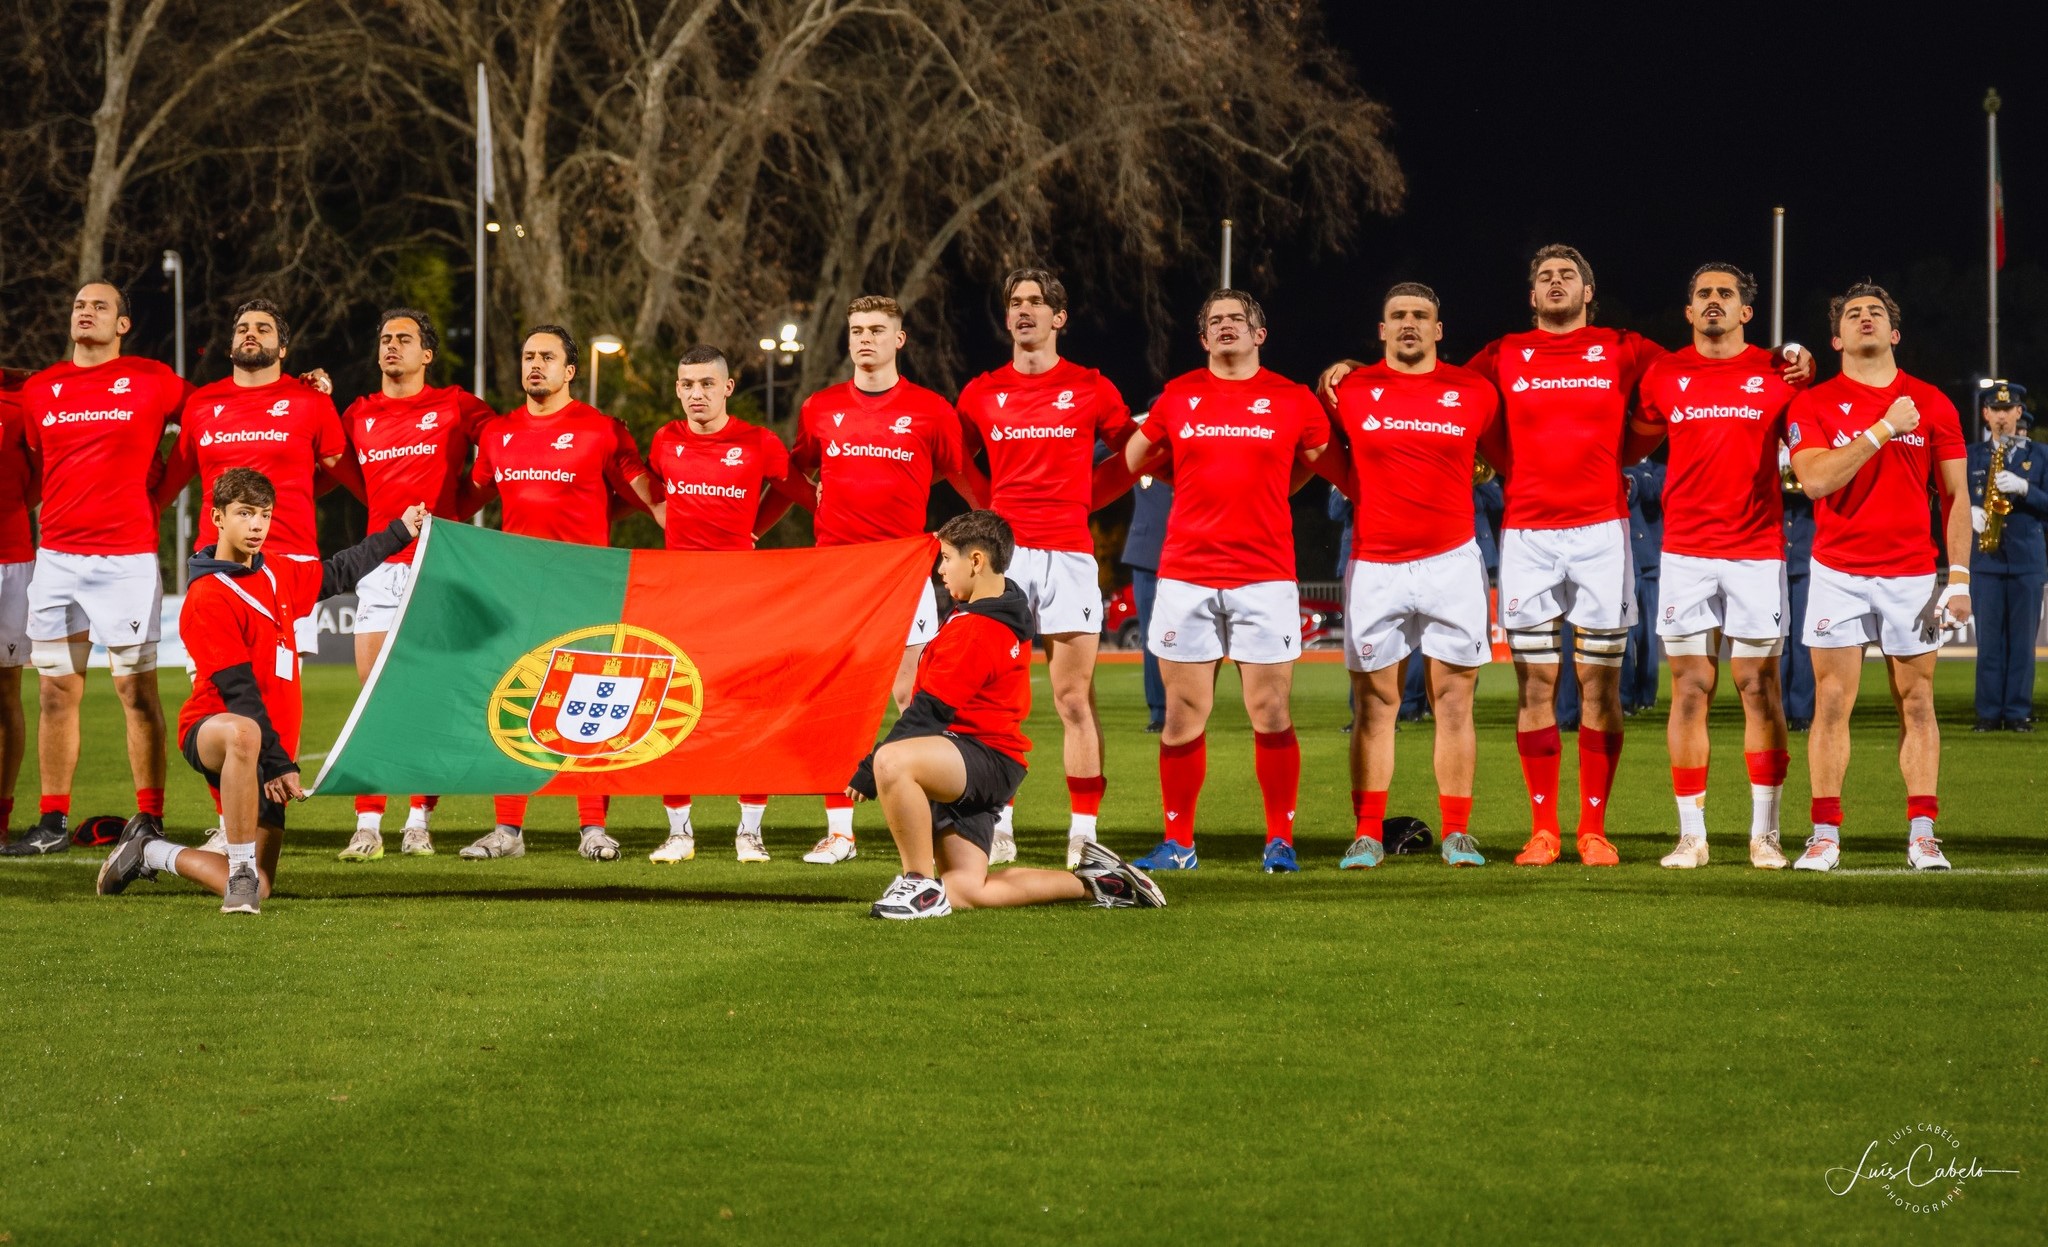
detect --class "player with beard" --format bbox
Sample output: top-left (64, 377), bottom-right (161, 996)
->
top-left (458, 326), bottom-right (658, 862)
top-left (1117, 291), bottom-right (1329, 873)
top-left (785, 295), bottom-right (982, 865)
top-left (955, 269), bottom-right (1132, 869)
top-left (1785, 284), bottom-right (1970, 872)
top-left (1324, 283), bottom-right (1500, 871)
top-left (156, 300), bottom-right (346, 667)
top-left (0, 285), bottom-right (190, 856)
top-left (1627, 266), bottom-right (1802, 869)
top-left (647, 344), bottom-right (813, 864)
top-left (330, 308), bottom-right (495, 862)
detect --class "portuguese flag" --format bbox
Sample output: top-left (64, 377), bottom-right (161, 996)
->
top-left (312, 520), bottom-right (938, 797)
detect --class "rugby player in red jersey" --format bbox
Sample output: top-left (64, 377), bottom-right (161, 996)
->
top-left (95, 468), bottom-right (424, 914)
top-left (156, 300), bottom-right (346, 669)
top-left (1, 285), bottom-right (192, 855)
top-left (1325, 283), bottom-right (1500, 871)
top-left (849, 510), bottom-right (1162, 919)
top-left (787, 295), bottom-right (980, 865)
top-left (458, 325), bottom-right (659, 862)
top-left (1118, 290), bottom-right (1329, 873)
top-left (1628, 266), bottom-right (1802, 870)
top-left (1785, 284), bottom-right (1971, 872)
top-left (647, 344), bottom-right (812, 864)
top-left (955, 269), bottom-right (1132, 868)
top-left (0, 372), bottom-right (31, 847)
top-left (332, 308), bottom-right (495, 862)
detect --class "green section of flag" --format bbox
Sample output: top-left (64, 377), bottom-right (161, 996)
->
top-left (313, 520), bottom-right (631, 796)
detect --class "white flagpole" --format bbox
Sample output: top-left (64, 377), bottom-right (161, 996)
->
top-left (1221, 218), bottom-right (1234, 288)
top-left (475, 62), bottom-right (494, 400)
top-left (1770, 207), bottom-right (1785, 348)
top-left (1986, 89), bottom-right (2001, 379)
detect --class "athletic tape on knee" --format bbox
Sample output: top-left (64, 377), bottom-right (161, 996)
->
top-left (107, 642), bottom-right (158, 676)
top-left (1507, 622), bottom-right (1563, 664)
top-left (1729, 636), bottom-right (1784, 659)
top-left (1663, 630), bottom-right (1716, 657)
top-left (30, 638), bottom-right (90, 677)
top-left (1574, 628), bottom-right (1629, 667)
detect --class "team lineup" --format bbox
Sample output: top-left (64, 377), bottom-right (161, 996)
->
top-left (0, 244), bottom-right (1989, 919)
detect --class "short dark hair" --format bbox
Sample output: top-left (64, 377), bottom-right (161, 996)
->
top-left (1828, 282), bottom-right (1902, 333)
top-left (1529, 244), bottom-right (1596, 323)
top-left (1002, 267), bottom-right (1068, 315)
top-left (1198, 288), bottom-right (1266, 333)
top-left (78, 280), bottom-right (132, 322)
top-left (212, 466), bottom-right (276, 510)
top-left (1687, 264), bottom-right (1757, 309)
top-left (937, 509), bottom-right (1014, 573)
top-left (523, 324), bottom-right (577, 362)
top-left (1382, 282), bottom-right (1441, 316)
top-left (676, 344), bottom-right (729, 371)
top-left (234, 298), bottom-right (291, 346)
top-left (377, 307), bottom-right (439, 354)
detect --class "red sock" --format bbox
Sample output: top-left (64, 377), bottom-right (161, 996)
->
top-left (1578, 729), bottom-right (1624, 838)
top-left (739, 794), bottom-right (769, 806)
top-left (1811, 796), bottom-right (1842, 828)
top-left (1067, 774), bottom-right (1105, 816)
top-left (1744, 750), bottom-right (1789, 786)
top-left (1907, 794), bottom-right (1939, 822)
top-left (1438, 794), bottom-right (1473, 837)
top-left (823, 792), bottom-right (854, 811)
top-left (1351, 789), bottom-right (1366, 820)
top-left (411, 796), bottom-right (439, 812)
top-left (355, 795), bottom-right (388, 816)
top-left (494, 795), bottom-right (527, 827)
top-left (0, 798), bottom-right (12, 826)
top-left (1356, 789), bottom-right (1388, 841)
top-left (663, 794), bottom-right (692, 809)
top-left (1515, 727), bottom-right (1562, 834)
top-left (576, 795), bottom-right (610, 827)
top-left (1159, 735), bottom-right (1206, 846)
top-left (41, 794), bottom-right (71, 817)
top-left (1253, 729), bottom-right (1300, 844)
top-left (1671, 765), bottom-right (1708, 799)
top-left (134, 787), bottom-right (164, 817)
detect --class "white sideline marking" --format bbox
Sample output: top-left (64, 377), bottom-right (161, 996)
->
top-left (1829, 866), bottom-right (2048, 877)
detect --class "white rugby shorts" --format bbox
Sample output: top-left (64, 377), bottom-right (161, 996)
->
top-left (1804, 561), bottom-right (1943, 657)
top-left (25, 550), bottom-right (163, 647)
top-left (905, 579), bottom-right (941, 648)
top-left (278, 554), bottom-right (326, 654)
top-left (1344, 542), bottom-right (1492, 674)
top-left (0, 560), bottom-right (31, 666)
top-left (1498, 520), bottom-right (1638, 633)
top-left (1006, 545), bottom-right (1100, 637)
top-left (1656, 552), bottom-right (1789, 642)
top-left (1149, 577), bottom-right (1300, 664)
top-left (353, 560), bottom-right (412, 634)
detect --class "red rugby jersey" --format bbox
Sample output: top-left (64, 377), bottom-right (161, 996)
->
top-left (956, 358), bottom-right (1130, 553)
top-left (790, 379), bottom-right (964, 546)
top-left (649, 416), bottom-right (794, 552)
top-left (20, 356), bottom-right (189, 556)
top-left (1635, 344), bottom-right (1796, 562)
top-left (467, 401), bottom-right (650, 547)
top-left (345, 385), bottom-right (495, 563)
top-left (1785, 371), bottom-right (1964, 577)
top-left (1333, 361), bottom-right (1500, 563)
top-left (163, 375), bottom-right (346, 556)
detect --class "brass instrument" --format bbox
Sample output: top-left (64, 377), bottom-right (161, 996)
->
top-left (1473, 457), bottom-right (1497, 486)
top-left (1980, 438), bottom-right (2013, 553)
top-left (1781, 463), bottom-right (1804, 495)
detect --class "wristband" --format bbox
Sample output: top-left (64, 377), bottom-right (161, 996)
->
top-left (1864, 428), bottom-right (1883, 449)
top-left (1939, 583), bottom-right (1970, 605)
top-left (1949, 565), bottom-right (1972, 579)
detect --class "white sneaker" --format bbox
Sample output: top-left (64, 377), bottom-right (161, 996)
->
top-left (1064, 833), bottom-right (1095, 870)
top-left (870, 874), bottom-right (950, 919)
top-left (338, 827), bottom-right (385, 862)
top-left (460, 825), bottom-right (525, 860)
top-left (200, 825), bottom-right (229, 854)
top-left (802, 834), bottom-right (856, 864)
top-left (1659, 834), bottom-right (1708, 869)
top-left (400, 826), bottom-right (435, 856)
top-left (649, 833), bottom-right (695, 864)
top-left (1907, 835), bottom-right (1952, 871)
top-left (988, 827), bottom-right (1017, 866)
top-left (1791, 835), bottom-right (1840, 872)
top-left (1749, 831), bottom-right (1787, 870)
top-left (735, 829), bottom-right (770, 863)
top-left (578, 826), bottom-right (621, 861)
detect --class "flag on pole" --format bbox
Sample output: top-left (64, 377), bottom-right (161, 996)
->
top-left (312, 521), bottom-right (939, 797)
top-left (1994, 143), bottom-right (2006, 270)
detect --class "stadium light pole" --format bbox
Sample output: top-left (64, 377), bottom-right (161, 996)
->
top-left (162, 249), bottom-right (191, 590)
top-left (759, 323), bottom-right (804, 423)
top-left (589, 334), bottom-right (624, 407)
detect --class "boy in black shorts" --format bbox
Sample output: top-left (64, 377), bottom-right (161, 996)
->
top-left (848, 510), bottom-right (1163, 919)
top-left (97, 468), bottom-right (423, 913)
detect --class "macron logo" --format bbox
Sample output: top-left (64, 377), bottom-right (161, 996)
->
top-left (832, 412), bottom-right (844, 426)
top-left (1370, 388), bottom-right (1383, 400)
top-left (1188, 396), bottom-right (1202, 410)
top-left (996, 393), bottom-right (1009, 408)
top-left (50, 383), bottom-right (63, 397)
top-left (365, 417), bottom-right (376, 431)
top-left (1678, 377), bottom-right (1691, 392)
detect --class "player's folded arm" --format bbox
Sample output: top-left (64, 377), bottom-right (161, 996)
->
top-left (320, 518), bottom-right (414, 599)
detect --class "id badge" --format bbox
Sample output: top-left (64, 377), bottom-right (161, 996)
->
top-left (276, 645), bottom-right (296, 681)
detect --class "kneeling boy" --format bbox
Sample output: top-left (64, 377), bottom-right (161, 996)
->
top-left (98, 468), bottom-right (424, 913)
top-left (849, 510), bottom-right (1163, 918)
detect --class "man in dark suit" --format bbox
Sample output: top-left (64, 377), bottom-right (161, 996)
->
top-left (1966, 381), bottom-right (2047, 731)
top-left (1122, 468), bottom-right (1173, 732)
top-left (1622, 459), bottom-right (1665, 713)
top-left (1780, 452), bottom-right (1816, 730)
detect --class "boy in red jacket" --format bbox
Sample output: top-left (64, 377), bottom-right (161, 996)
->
top-left (97, 468), bottom-right (423, 913)
top-left (848, 510), bottom-right (1163, 919)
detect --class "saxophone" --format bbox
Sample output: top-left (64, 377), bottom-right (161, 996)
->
top-left (1980, 438), bottom-right (2012, 553)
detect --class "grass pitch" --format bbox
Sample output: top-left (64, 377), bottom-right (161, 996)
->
top-left (1, 659), bottom-right (2042, 1244)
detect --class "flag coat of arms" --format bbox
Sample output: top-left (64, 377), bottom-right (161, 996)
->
top-left (312, 520), bottom-right (938, 796)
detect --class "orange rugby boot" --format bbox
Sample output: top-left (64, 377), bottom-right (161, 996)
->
top-left (1575, 833), bottom-right (1621, 867)
top-left (1514, 830), bottom-right (1561, 866)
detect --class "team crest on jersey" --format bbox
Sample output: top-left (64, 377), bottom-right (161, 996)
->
top-left (1438, 391), bottom-right (1461, 408)
top-left (551, 433), bottom-right (574, 450)
top-left (267, 400), bottom-right (291, 417)
top-left (1678, 377), bottom-right (1691, 392)
top-left (890, 415), bottom-right (913, 434)
top-left (488, 625), bottom-right (702, 772)
top-left (420, 412), bottom-right (439, 431)
top-left (1583, 345), bottom-right (1605, 362)
top-left (111, 377), bottom-right (131, 395)
top-left (722, 447), bottom-right (743, 466)
top-left (1742, 376), bottom-right (1765, 393)
top-left (1249, 397), bottom-right (1272, 415)
top-left (1052, 389), bottom-right (1076, 410)
top-left (1788, 425), bottom-right (1802, 447)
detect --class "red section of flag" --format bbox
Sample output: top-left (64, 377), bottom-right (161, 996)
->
top-left (533, 535), bottom-right (937, 796)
